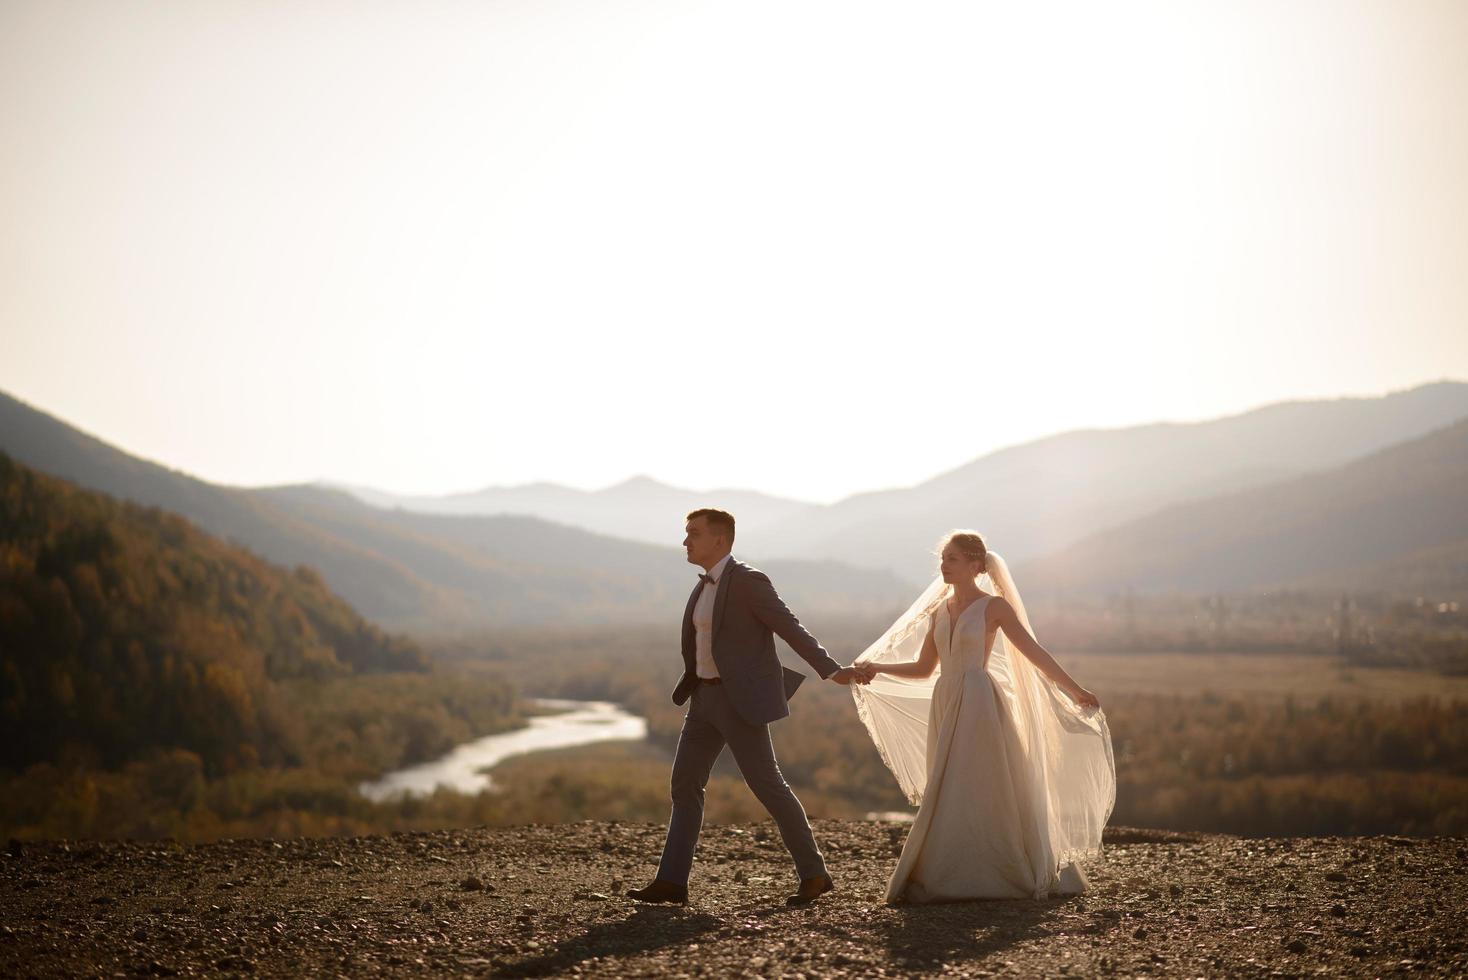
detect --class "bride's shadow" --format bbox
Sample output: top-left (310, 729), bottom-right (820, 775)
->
top-left (877, 895), bottom-right (1095, 971)
top-left (490, 905), bottom-right (722, 978)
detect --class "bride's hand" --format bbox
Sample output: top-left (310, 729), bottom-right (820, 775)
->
top-left (1068, 686), bottom-right (1100, 709)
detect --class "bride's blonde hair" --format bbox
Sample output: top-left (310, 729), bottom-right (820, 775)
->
top-left (937, 529), bottom-right (988, 574)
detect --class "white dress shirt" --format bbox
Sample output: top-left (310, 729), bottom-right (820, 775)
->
top-left (693, 553), bottom-right (733, 679)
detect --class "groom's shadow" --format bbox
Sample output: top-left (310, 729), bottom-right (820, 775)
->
top-left (876, 894), bottom-right (1098, 971)
top-left (490, 904), bottom-right (722, 978)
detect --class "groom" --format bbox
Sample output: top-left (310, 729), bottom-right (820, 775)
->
top-left (628, 508), bottom-right (869, 907)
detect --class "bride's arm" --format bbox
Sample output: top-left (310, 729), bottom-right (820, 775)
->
top-left (993, 598), bottom-right (1101, 708)
top-left (865, 619), bottom-right (939, 679)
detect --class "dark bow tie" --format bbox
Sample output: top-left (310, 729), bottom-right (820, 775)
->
top-left (699, 573), bottom-right (717, 586)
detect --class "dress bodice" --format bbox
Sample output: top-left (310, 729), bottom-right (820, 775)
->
top-left (934, 593), bottom-right (994, 675)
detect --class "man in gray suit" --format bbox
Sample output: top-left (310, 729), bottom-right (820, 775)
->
top-left (627, 508), bottom-right (869, 907)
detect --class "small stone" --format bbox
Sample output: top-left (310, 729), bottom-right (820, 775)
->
top-left (214, 956), bottom-right (256, 973)
top-left (459, 876), bottom-right (484, 891)
top-left (1331, 903), bottom-right (1347, 917)
top-left (1285, 939), bottom-right (1307, 953)
top-left (1133, 927), bottom-right (1148, 940)
top-left (1325, 871), bottom-right (1347, 882)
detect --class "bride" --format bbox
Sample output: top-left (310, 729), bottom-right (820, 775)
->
top-left (850, 530), bottom-right (1115, 903)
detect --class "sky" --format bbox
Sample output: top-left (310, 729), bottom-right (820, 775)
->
top-left (3, 0), bottom-right (1466, 504)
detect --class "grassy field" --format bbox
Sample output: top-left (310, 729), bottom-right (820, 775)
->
top-left (1062, 650), bottom-right (1468, 702)
top-left (465, 645), bottom-right (1468, 836)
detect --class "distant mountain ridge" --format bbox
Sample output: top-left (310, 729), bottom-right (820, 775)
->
top-left (325, 474), bottom-right (818, 546)
top-left (1018, 417), bottom-right (1468, 598)
top-left (328, 382), bottom-right (1468, 584)
top-left (754, 381), bottom-right (1468, 581)
top-left (0, 390), bottom-right (909, 633)
top-left (4, 382), bottom-right (1464, 623)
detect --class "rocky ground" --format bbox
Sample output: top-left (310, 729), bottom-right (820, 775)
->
top-left (1, 821), bottom-right (1464, 978)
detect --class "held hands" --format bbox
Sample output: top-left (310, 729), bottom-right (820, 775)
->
top-left (834, 663), bottom-right (877, 685)
top-left (830, 664), bottom-right (876, 686)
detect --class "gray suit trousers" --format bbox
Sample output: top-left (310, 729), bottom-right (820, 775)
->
top-left (656, 681), bottom-right (827, 885)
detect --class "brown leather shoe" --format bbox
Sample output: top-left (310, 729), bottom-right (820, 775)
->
top-left (626, 879), bottom-right (688, 904)
top-left (785, 873), bottom-right (834, 906)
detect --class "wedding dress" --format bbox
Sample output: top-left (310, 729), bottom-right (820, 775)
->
top-left (852, 553), bottom-right (1115, 902)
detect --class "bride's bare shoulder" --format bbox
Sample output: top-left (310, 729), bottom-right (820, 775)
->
top-left (985, 593), bottom-right (1016, 622)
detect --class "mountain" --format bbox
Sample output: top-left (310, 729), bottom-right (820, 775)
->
top-left (0, 390), bottom-right (908, 632)
top-left (249, 482), bottom-right (905, 626)
top-left (0, 389), bottom-right (473, 629)
top-left (1295, 538), bottom-right (1468, 599)
top-left (0, 452), bottom-right (429, 776)
top-left (753, 381), bottom-right (1468, 582)
top-left (1017, 418), bottom-right (1468, 598)
top-left (325, 474), bottom-right (818, 547)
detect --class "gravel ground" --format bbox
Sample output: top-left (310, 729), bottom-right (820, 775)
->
top-left (2, 821), bottom-right (1464, 978)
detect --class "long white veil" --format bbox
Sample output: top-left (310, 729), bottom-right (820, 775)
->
top-left (851, 551), bottom-right (1115, 877)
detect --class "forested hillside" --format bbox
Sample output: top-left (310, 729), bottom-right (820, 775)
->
top-left (0, 454), bottom-right (520, 840)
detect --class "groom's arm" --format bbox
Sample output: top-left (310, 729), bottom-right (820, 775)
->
top-left (743, 570), bottom-right (843, 680)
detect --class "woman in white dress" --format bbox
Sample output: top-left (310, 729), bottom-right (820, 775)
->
top-left (850, 530), bottom-right (1115, 903)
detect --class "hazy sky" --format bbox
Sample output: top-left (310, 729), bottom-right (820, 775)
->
top-left (3, 1), bottom-right (1466, 503)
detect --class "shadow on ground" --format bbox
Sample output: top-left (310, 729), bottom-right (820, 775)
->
top-left (491, 905), bottom-right (723, 978)
top-left (876, 895), bottom-right (1099, 972)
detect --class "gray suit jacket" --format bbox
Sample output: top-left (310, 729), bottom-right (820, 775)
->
top-left (672, 557), bottom-right (842, 726)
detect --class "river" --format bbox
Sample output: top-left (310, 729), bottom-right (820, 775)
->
top-left (357, 698), bottom-right (648, 802)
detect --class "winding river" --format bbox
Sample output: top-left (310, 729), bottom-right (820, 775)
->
top-left (357, 698), bottom-right (648, 802)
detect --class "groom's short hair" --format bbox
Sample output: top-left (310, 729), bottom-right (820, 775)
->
top-left (687, 508), bottom-right (736, 544)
